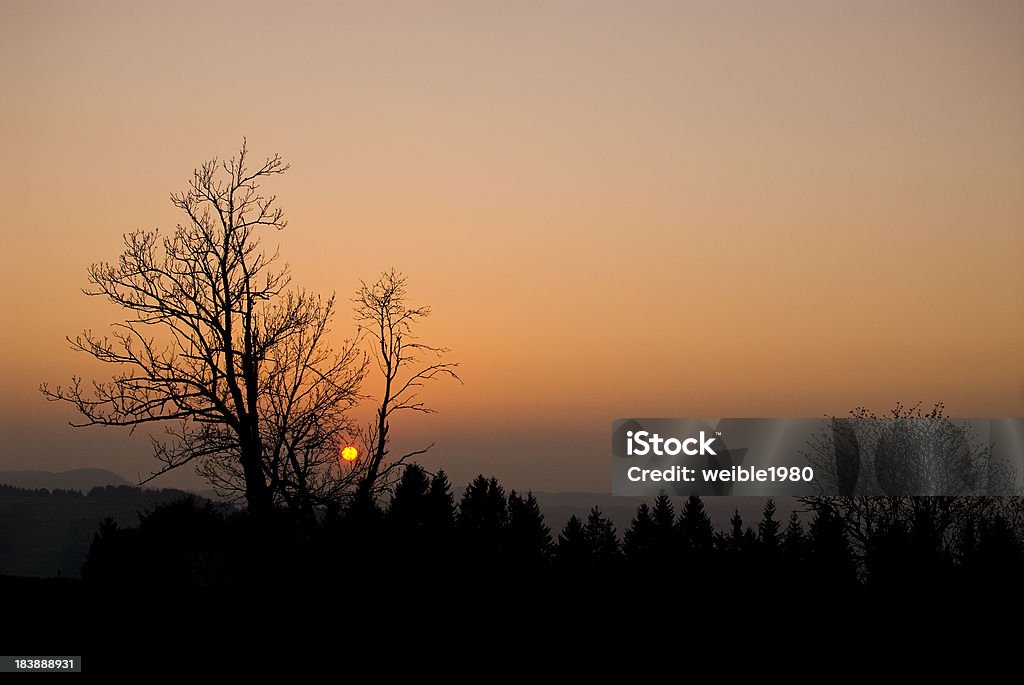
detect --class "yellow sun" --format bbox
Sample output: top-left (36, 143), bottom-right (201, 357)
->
top-left (340, 446), bottom-right (359, 463)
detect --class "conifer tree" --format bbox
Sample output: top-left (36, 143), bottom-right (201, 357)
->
top-left (677, 495), bottom-right (715, 560)
top-left (784, 510), bottom-right (805, 561)
top-left (424, 469), bottom-right (455, 531)
top-left (583, 506), bottom-right (621, 566)
top-left (386, 463), bottom-right (431, 529)
top-left (651, 491), bottom-right (678, 561)
top-left (457, 474), bottom-right (507, 551)
top-left (758, 498), bottom-right (781, 552)
top-left (730, 509), bottom-right (745, 550)
top-left (624, 502), bottom-right (654, 564)
top-left (506, 490), bottom-right (552, 562)
top-left (808, 505), bottom-right (857, 594)
top-left (556, 515), bottom-right (589, 571)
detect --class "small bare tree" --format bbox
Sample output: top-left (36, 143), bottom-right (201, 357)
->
top-left (353, 269), bottom-right (461, 502)
top-left (41, 141), bottom-right (367, 517)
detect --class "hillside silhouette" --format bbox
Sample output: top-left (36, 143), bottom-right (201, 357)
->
top-left (0, 468), bottom-right (129, 492)
top-left (0, 484), bottom-right (223, 577)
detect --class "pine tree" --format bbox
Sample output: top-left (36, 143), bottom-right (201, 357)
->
top-left (808, 505), bottom-right (857, 596)
top-left (386, 463), bottom-right (431, 530)
top-left (486, 477), bottom-right (507, 527)
top-left (713, 530), bottom-right (729, 554)
top-left (424, 469), bottom-right (455, 531)
top-left (730, 509), bottom-right (744, 550)
top-left (623, 502), bottom-right (654, 564)
top-left (720, 508), bottom-right (754, 557)
top-left (506, 490), bottom-right (552, 563)
top-left (758, 498), bottom-right (781, 552)
top-left (556, 514), bottom-right (589, 572)
top-left (583, 506), bottom-right (621, 567)
top-left (457, 474), bottom-right (507, 551)
top-left (652, 492), bottom-right (675, 533)
top-left (677, 495), bottom-right (715, 560)
top-left (651, 491), bottom-right (678, 561)
top-left (784, 509), bottom-right (805, 561)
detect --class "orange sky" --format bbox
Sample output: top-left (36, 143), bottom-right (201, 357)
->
top-left (1, 1), bottom-right (1022, 492)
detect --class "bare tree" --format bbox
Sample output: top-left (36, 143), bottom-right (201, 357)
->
top-left (803, 403), bottom-right (1018, 497)
top-left (797, 495), bottom-right (1024, 573)
top-left (41, 142), bottom-right (367, 517)
top-left (800, 402), bottom-right (1023, 571)
top-left (353, 269), bottom-right (460, 502)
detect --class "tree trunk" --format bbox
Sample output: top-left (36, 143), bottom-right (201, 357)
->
top-left (241, 433), bottom-right (273, 516)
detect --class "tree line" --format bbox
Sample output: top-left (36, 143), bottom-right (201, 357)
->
top-left (82, 465), bottom-right (1024, 613)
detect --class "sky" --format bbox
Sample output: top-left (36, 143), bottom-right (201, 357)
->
top-left (1, 0), bottom-right (1022, 493)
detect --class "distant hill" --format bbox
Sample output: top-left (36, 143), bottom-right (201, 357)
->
top-left (0, 468), bottom-right (130, 492)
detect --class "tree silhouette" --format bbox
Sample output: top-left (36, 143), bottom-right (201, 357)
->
top-left (651, 492), bottom-right (675, 534)
top-left (424, 469), bottom-right (456, 532)
top-left (386, 463), bottom-right (431, 530)
top-left (555, 515), bottom-right (589, 572)
top-left (650, 491), bottom-right (678, 564)
top-left (804, 403), bottom-right (1018, 496)
top-left (968, 513), bottom-right (1023, 599)
top-left (41, 142), bottom-right (366, 516)
top-left (783, 510), bottom-right (806, 563)
top-left (506, 490), bottom-right (552, 564)
top-left (807, 504), bottom-right (858, 597)
top-left (352, 269), bottom-right (460, 502)
top-left (382, 463), bottom-right (457, 580)
top-left (797, 494), bottom-right (1020, 578)
top-left (583, 506), bottom-right (621, 568)
top-left (623, 502), bottom-right (654, 565)
top-left (59, 468), bottom-right (1024, 646)
top-left (677, 494), bottom-right (715, 562)
top-left (724, 508), bottom-right (755, 555)
top-left (83, 496), bottom-right (230, 591)
top-left (758, 499), bottom-right (781, 552)
top-left (773, 506), bottom-right (809, 604)
top-left (81, 516), bottom-right (132, 586)
top-left (457, 475), bottom-right (507, 554)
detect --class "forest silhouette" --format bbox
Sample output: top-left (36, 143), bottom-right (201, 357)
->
top-left (4, 466), bottom-right (1022, 670)
top-left (80, 466), bottom-right (1024, 611)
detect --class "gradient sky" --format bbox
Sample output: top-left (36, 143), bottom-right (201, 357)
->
top-left (1, 0), bottom-right (1022, 492)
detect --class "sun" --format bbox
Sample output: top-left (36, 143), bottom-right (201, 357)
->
top-left (340, 445), bottom-right (359, 463)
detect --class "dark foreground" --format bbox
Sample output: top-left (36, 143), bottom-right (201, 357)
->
top-left (3, 471), bottom-right (1022, 672)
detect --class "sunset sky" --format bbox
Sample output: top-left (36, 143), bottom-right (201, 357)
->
top-left (1, 1), bottom-right (1022, 493)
